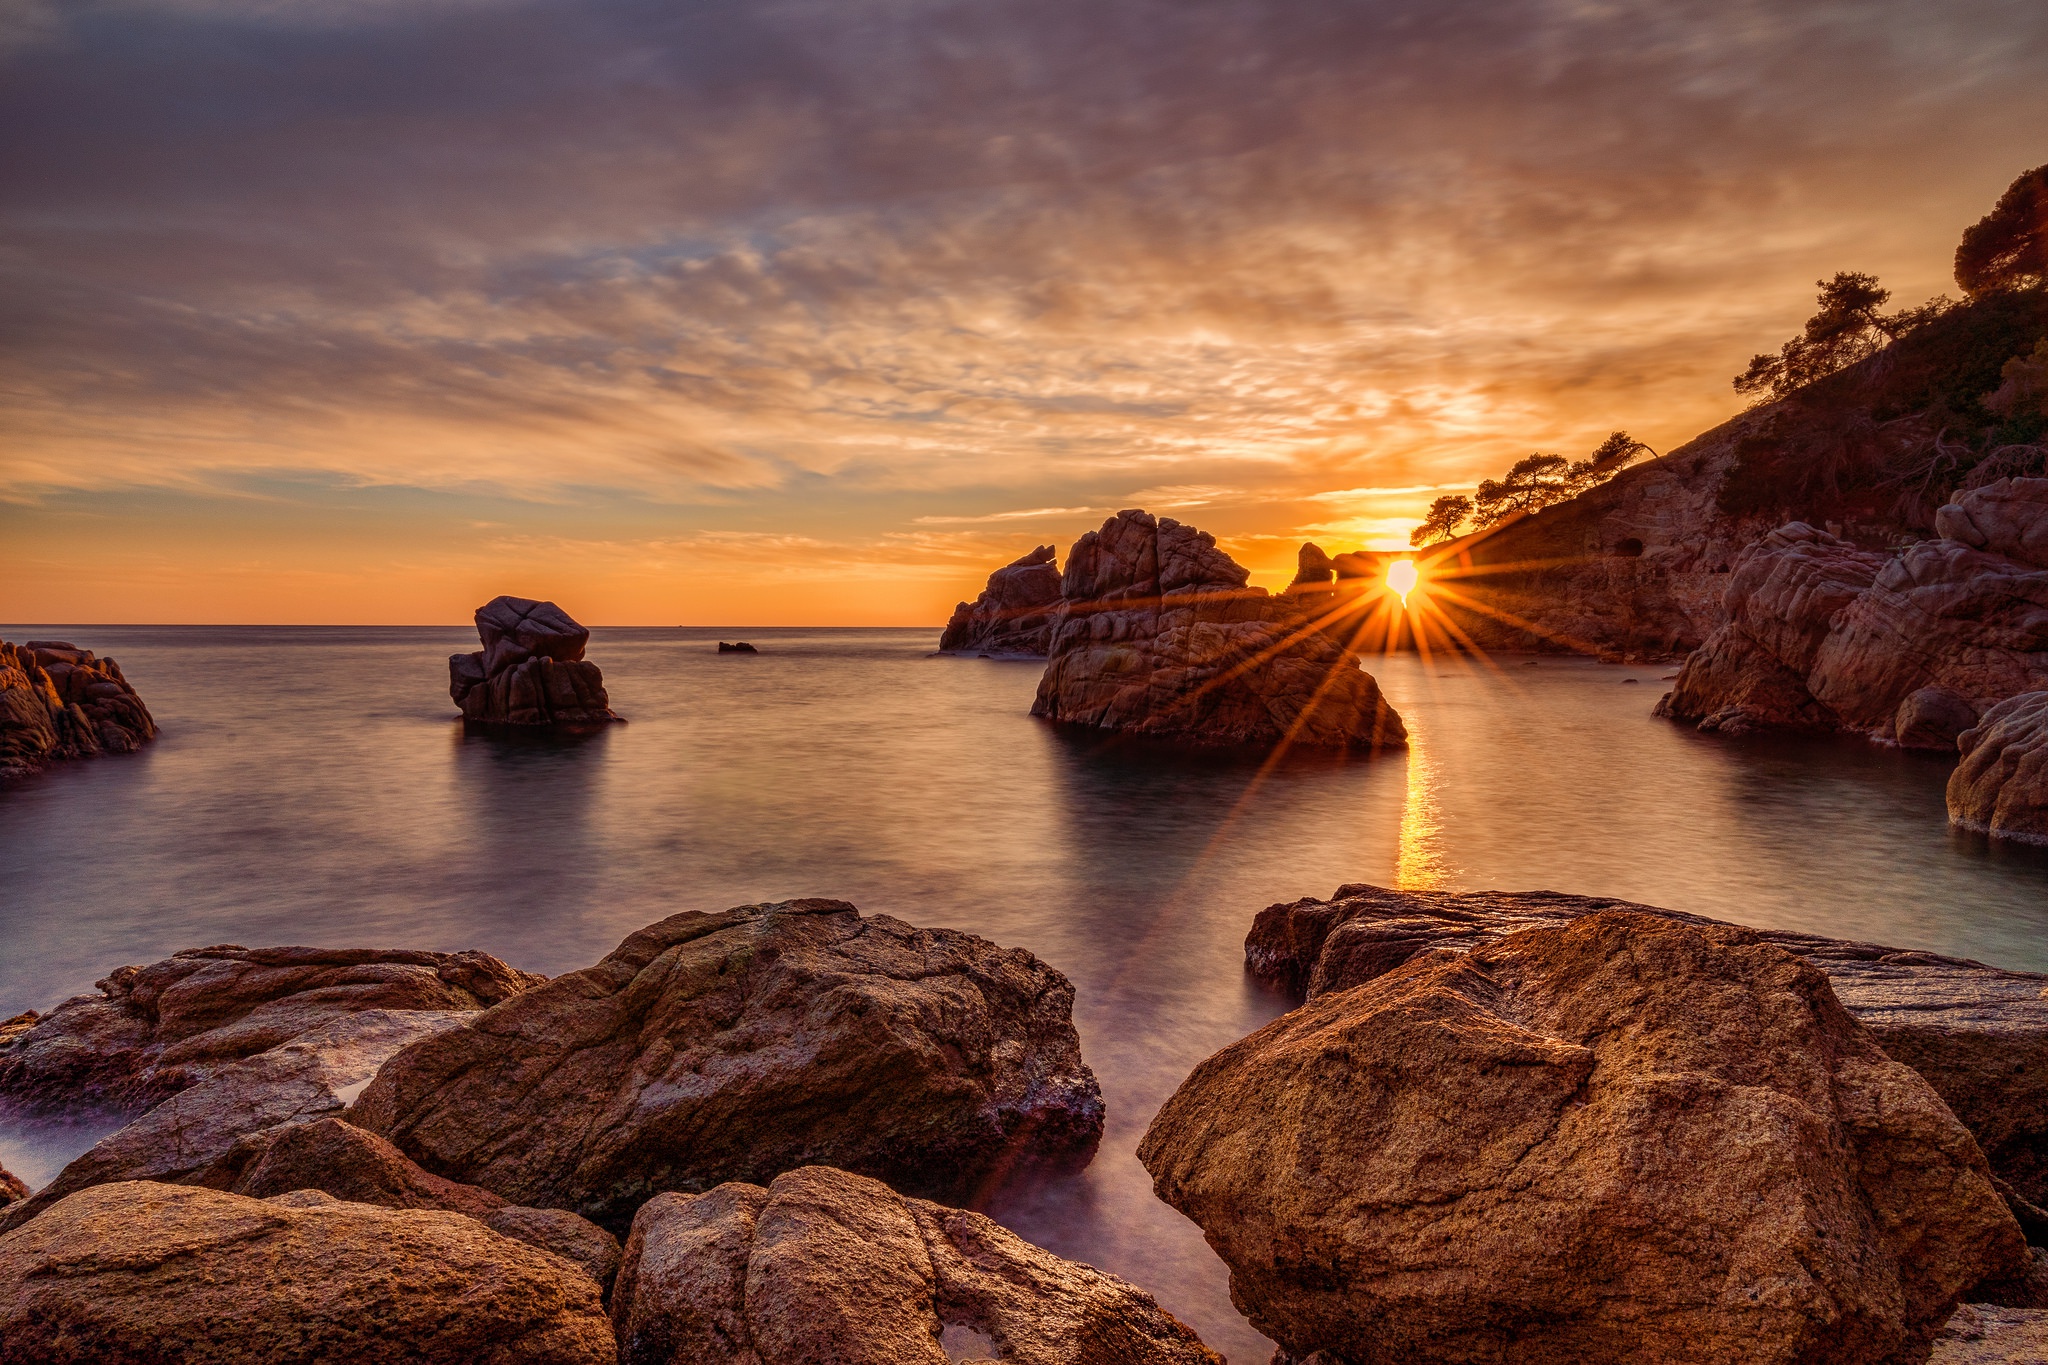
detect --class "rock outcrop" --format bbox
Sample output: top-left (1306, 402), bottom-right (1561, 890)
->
top-left (0, 1164), bottom-right (24, 1206)
top-left (218, 1117), bottom-right (622, 1286)
top-left (1659, 481), bottom-right (2048, 750)
top-left (611, 1164), bottom-right (1221, 1365)
top-left (1949, 691), bottom-right (2048, 845)
top-left (0, 639), bottom-right (156, 776)
top-left (0, 1007), bottom-right (471, 1232)
top-left (352, 899), bottom-right (1104, 1223)
top-left (1030, 510), bottom-right (1406, 749)
top-left (1931, 1305), bottom-right (2048, 1364)
top-left (1143, 910), bottom-right (2026, 1365)
top-left (1244, 884), bottom-right (2048, 1220)
top-left (0, 1181), bottom-right (617, 1363)
top-left (0, 943), bottom-right (544, 1116)
top-left (940, 545), bottom-right (1064, 656)
top-left (450, 595), bottom-right (620, 727)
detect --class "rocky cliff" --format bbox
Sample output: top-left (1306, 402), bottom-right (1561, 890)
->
top-left (0, 640), bottom-right (156, 776)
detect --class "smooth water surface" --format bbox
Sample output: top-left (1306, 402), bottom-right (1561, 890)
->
top-left (5, 626), bottom-right (2047, 1359)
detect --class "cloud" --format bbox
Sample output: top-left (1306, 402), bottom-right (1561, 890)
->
top-left (3, 0), bottom-right (2045, 617)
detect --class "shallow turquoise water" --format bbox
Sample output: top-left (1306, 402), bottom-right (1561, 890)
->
top-left (4, 626), bottom-right (2044, 1358)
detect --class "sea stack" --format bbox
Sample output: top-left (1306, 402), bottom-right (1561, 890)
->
top-left (0, 640), bottom-right (157, 777)
top-left (1030, 510), bottom-right (1405, 749)
top-left (939, 544), bottom-right (1063, 656)
top-left (449, 596), bottom-right (620, 728)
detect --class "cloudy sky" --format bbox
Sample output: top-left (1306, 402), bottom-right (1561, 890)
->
top-left (3, 0), bottom-right (2044, 623)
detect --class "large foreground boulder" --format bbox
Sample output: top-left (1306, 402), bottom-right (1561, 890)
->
top-left (1030, 510), bottom-right (1406, 749)
top-left (1245, 883), bottom-right (2048, 1217)
top-left (1143, 911), bottom-right (2026, 1364)
top-left (450, 595), bottom-right (620, 727)
top-left (1949, 691), bottom-right (2048, 845)
top-left (0, 943), bottom-right (543, 1115)
top-left (0, 639), bottom-right (156, 776)
top-left (940, 545), bottom-right (1064, 656)
top-left (353, 899), bottom-right (1104, 1223)
top-left (0, 1181), bottom-right (616, 1363)
top-left (611, 1164), bottom-right (1220, 1365)
top-left (0, 1007), bottom-right (471, 1232)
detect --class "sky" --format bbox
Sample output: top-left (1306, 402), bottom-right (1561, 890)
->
top-left (3, 0), bottom-right (2045, 624)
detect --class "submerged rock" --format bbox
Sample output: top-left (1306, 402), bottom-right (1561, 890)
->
top-left (611, 1164), bottom-right (1221, 1365)
top-left (0, 639), bottom-right (156, 776)
top-left (716, 641), bottom-right (758, 653)
top-left (0, 1181), bottom-right (617, 1364)
top-left (0, 943), bottom-right (543, 1116)
top-left (0, 1008), bottom-right (471, 1232)
top-left (1246, 883), bottom-right (2048, 1216)
top-left (353, 899), bottom-right (1104, 1223)
top-left (1142, 910), bottom-right (2025, 1365)
top-left (1950, 691), bottom-right (2048, 845)
top-left (450, 595), bottom-right (620, 727)
top-left (1030, 510), bottom-right (1406, 749)
top-left (940, 545), bottom-right (1064, 656)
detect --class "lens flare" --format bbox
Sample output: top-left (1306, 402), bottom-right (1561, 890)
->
top-left (1386, 558), bottom-right (1420, 604)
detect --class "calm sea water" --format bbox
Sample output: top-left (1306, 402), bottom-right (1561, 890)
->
top-left (5, 625), bottom-right (2047, 1359)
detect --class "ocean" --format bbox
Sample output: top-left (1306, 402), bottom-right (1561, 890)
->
top-left (4, 625), bottom-right (2045, 1358)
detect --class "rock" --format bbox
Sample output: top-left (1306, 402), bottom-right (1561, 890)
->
top-left (1245, 884), bottom-right (2048, 1219)
top-left (0, 1180), bottom-right (616, 1363)
top-left (0, 1008), bottom-right (471, 1232)
top-left (450, 595), bottom-right (620, 727)
top-left (1974, 1246), bottom-right (2048, 1311)
top-left (1899, 686), bottom-right (1984, 750)
top-left (0, 943), bottom-right (544, 1116)
top-left (1655, 523), bottom-right (1884, 730)
top-left (1935, 478), bottom-right (2048, 568)
top-left (940, 545), bottom-right (1064, 656)
top-left (487, 1205), bottom-right (624, 1290)
top-left (1288, 542), bottom-right (1337, 590)
top-left (716, 641), bottom-right (758, 653)
top-left (1950, 691), bottom-right (2048, 845)
top-left (1930, 1305), bottom-right (2048, 1364)
top-left (353, 898), bottom-right (1104, 1223)
top-left (610, 1164), bottom-right (1221, 1365)
top-left (1143, 910), bottom-right (2025, 1365)
top-left (1807, 539), bottom-right (2048, 734)
top-left (0, 1164), bottom-right (24, 1206)
top-left (0, 639), bottom-right (157, 776)
top-left (217, 1117), bottom-right (621, 1286)
top-left (1030, 510), bottom-right (1406, 749)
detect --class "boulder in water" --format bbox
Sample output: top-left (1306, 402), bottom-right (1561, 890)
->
top-left (0, 639), bottom-right (157, 776)
top-left (1030, 511), bottom-right (1406, 749)
top-left (450, 595), bottom-right (620, 727)
top-left (1142, 910), bottom-right (2025, 1365)
top-left (610, 1164), bottom-right (1221, 1365)
top-left (0, 1181), bottom-right (617, 1364)
top-left (1950, 691), bottom-right (2048, 845)
top-left (352, 899), bottom-right (1104, 1222)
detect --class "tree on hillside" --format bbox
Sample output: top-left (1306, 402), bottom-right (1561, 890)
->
top-left (1410, 494), bottom-right (1472, 547)
top-left (1732, 272), bottom-right (1950, 403)
top-left (1463, 432), bottom-right (1656, 532)
top-left (1956, 164), bottom-right (2048, 298)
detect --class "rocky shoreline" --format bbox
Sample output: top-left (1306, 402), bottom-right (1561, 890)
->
top-left (1, 890), bottom-right (2042, 1361)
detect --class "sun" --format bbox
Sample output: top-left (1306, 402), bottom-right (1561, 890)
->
top-left (1386, 558), bottom-right (1420, 604)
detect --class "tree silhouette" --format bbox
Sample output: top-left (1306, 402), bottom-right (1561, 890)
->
top-left (1955, 165), bottom-right (2048, 298)
top-left (1464, 433), bottom-right (1654, 532)
top-left (1731, 272), bottom-right (1945, 402)
top-left (1410, 494), bottom-right (1472, 547)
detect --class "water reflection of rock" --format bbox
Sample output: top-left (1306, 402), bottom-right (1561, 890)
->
top-left (973, 724), bottom-right (1406, 1361)
top-left (445, 723), bottom-right (613, 946)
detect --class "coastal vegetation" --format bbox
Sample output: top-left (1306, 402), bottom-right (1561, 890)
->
top-left (1409, 431), bottom-right (1655, 546)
